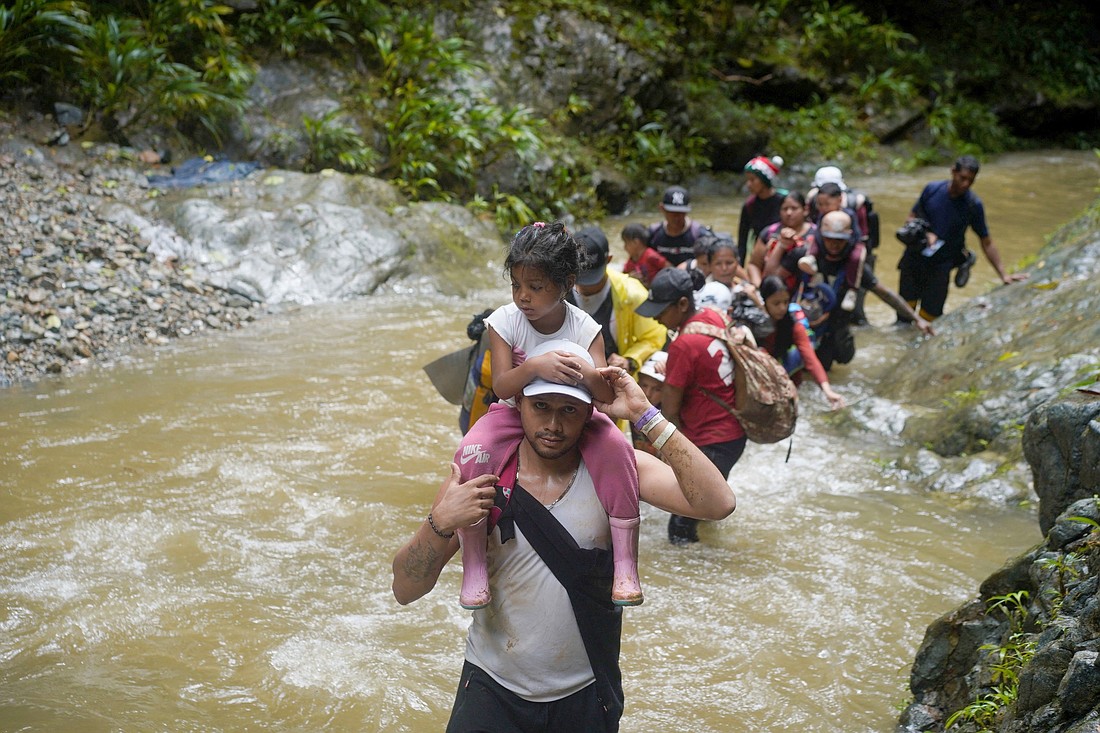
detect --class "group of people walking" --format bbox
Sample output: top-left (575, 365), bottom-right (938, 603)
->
top-left (394, 154), bottom-right (1025, 732)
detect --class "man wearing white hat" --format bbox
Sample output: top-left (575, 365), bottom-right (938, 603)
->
top-left (393, 342), bottom-right (737, 732)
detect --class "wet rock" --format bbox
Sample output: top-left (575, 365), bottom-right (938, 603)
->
top-left (1057, 651), bottom-right (1100, 717)
top-left (53, 102), bottom-right (84, 127)
top-left (896, 701), bottom-right (941, 732)
top-left (1023, 391), bottom-right (1100, 535)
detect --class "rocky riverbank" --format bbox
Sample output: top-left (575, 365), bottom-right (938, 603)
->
top-left (0, 114), bottom-right (263, 388)
top-left (898, 388), bottom-right (1100, 733)
top-left (0, 104), bottom-right (506, 390)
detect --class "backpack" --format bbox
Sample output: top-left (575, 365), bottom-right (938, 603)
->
top-left (680, 312), bottom-right (798, 444)
top-left (459, 309), bottom-right (498, 434)
top-left (840, 190), bottom-right (879, 250)
top-left (797, 281), bottom-right (836, 326)
top-left (729, 291), bottom-right (774, 344)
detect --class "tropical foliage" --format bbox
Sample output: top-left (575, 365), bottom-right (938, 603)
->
top-left (1, 0), bottom-right (1097, 230)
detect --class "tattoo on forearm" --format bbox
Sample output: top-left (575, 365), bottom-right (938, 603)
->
top-left (402, 538), bottom-right (440, 582)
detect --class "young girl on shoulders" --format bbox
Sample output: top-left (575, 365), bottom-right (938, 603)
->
top-left (455, 221), bottom-right (644, 610)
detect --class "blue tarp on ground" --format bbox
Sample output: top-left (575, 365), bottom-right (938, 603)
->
top-left (147, 157), bottom-right (262, 189)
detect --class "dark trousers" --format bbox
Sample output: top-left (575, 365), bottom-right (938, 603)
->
top-left (814, 309), bottom-right (856, 373)
top-left (851, 250), bottom-right (876, 324)
top-left (898, 250), bottom-right (953, 319)
top-left (447, 661), bottom-right (610, 733)
top-left (668, 437), bottom-right (747, 543)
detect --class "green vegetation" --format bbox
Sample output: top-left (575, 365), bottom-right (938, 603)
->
top-left (945, 521), bottom-right (1097, 731)
top-left (301, 109), bottom-right (375, 173)
top-left (945, 591), bottom-right (1036, 732)
top-left (2, 0), bottom-right (1097, 231)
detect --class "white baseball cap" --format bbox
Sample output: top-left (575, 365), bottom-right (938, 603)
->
top-left (638, 351), bottom-right (668, 382)
top-left (813, 165), bottom-right (845, 189)
top-left (521, 339), bottom-right (595, 404)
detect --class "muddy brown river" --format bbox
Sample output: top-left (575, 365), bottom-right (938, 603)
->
top-left (1, 150), bottom-right (1097, 731)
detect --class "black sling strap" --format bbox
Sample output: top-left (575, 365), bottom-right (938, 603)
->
top-left (496, 484), bottom-right (624, 731)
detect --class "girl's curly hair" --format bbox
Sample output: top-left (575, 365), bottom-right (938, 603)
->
top-left (503, 220), bottom-right (586, 296)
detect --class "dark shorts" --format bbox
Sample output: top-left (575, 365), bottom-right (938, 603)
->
top-left (447, 661), bottom-right (611, 733)
top-left (897, 250), bottom-right (953, 318)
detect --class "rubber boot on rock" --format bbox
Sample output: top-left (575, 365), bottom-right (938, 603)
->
top-left (609, 516), bottom-right (643, 606)
top-left (457, 521), bottom-right (490, 610)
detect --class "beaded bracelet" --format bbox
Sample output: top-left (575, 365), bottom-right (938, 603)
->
top-left (651, 422), bottom-right (677, 452)
top-left (427, 512), bottom-right (454, 539)
top-left (634, 405), bottom-right (661, 432)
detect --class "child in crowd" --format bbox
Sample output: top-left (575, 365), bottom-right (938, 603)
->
top-left (758, 276), bottom-right (846, 410)
top-left (621, 222), bottom-right (670, 287)
top-left (454, 221), bottom-right (644, 609)
top-left (631, 351), bottom-right (668, 456)
top-left (689, 236), bottom-right (713, 278)
top-left (702, 236), bottom-right (761, 320)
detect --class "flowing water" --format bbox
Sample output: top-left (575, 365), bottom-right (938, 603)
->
top-left (1, 151), bottom-right (1097, 732)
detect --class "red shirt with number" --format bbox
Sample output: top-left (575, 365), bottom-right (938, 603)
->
top-left (664, 308), bottom-right (745, 446)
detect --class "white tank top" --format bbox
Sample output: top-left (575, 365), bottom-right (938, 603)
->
top-left (464, 462), bottom-right (609, 701)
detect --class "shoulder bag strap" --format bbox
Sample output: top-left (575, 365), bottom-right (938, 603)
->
top-left (506, 486), bottom-right (624, 730)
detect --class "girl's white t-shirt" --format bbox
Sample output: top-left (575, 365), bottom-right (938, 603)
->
top-left (485, 302), bottom-right (602, 404)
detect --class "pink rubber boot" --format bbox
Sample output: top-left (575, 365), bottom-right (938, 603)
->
top-left (609, 516), bottom-right (643, 606)
top-left (457, 521), bottom-right (491, 610)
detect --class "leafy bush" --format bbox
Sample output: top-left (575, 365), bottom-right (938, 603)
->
top-left (140, 0), bottom-right (254, 98)
top-left (945, 591), bottom-right (1035, 732)
top-left (354, 8), bottom-right (595, 227)
top-left (926, 87), bottom-right (1014, 157)
top-left (236, 0), bottom-right (355, 57)
top-left (72, 14), bottom-right (247, 140)
top-left (0, 0), bottom-right (87, 86)
top-left (764, 97), bottom-right (880, 165)
top-left (594, 106), bottom-right (709, 182)
top-left (301, 109), bottom-right (376, 173)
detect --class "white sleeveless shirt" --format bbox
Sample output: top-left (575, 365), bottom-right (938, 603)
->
top-left (464, 461), bottom-right (610, 701)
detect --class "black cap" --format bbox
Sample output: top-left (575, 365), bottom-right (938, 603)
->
top-left (634, 268), bottom-right (693, 318)
top-left (661, 185), bottom-right (691, 213)
top-left (575, 226), bottom-right (610, 286)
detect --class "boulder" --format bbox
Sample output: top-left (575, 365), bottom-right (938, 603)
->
top-left (1023, 391), bottom-right (1100, 536)
top-left (898, 394), bottom-right (1100, 732)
